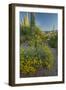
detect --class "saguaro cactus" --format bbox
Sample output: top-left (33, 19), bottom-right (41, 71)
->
top-left (30, 12), bottom-right (35, 31)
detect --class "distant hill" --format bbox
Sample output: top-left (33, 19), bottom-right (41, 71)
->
top-left (42, 30), bottom-right (57, 33)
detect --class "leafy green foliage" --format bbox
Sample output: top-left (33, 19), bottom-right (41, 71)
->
top-left (48, 32), bottom-right (58, 48)
top-left (20, 48), bottom-right (40, 75)
top-left (42, 45), bottom-right (54, 70)
top-left (20, 45), bottom-right (54, 75)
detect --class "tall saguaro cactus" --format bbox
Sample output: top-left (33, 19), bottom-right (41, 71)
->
top-left (30, 13), bottom-right (38, 50)
top-left (30, 13), bottom-right (35, 31)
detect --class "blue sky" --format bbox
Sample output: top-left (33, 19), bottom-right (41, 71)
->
top-left (20, 12), bottom-right (58, 31)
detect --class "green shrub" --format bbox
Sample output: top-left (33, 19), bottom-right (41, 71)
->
top-left (20, 25), bottom-right (46, 45)
top-left (20, 45), bottom-right (54, 75)
top-left (48, 32), bottom-right (58, 48)
top-left (20, 47), bottom-right (40, 75)
top-left (42, 45), bottom-right (54, 70)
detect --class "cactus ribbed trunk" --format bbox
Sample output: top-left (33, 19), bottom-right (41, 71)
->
top-left (30, 13), bottom-right (35, 31)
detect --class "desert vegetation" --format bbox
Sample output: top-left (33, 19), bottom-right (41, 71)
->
top-left (20, 13), bottom-right (58, 77)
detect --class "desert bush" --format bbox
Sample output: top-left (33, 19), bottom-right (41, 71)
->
top-left (20, 25), bottom-right (47, 45)
top-left (20, 45), bottom-right (54, 75)
top-left (48, 32), bottom-right (58, 48)
top-left (42, 45), bottom-right (54, 70)
top-left (20, 47), bottom-right (40, 75)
